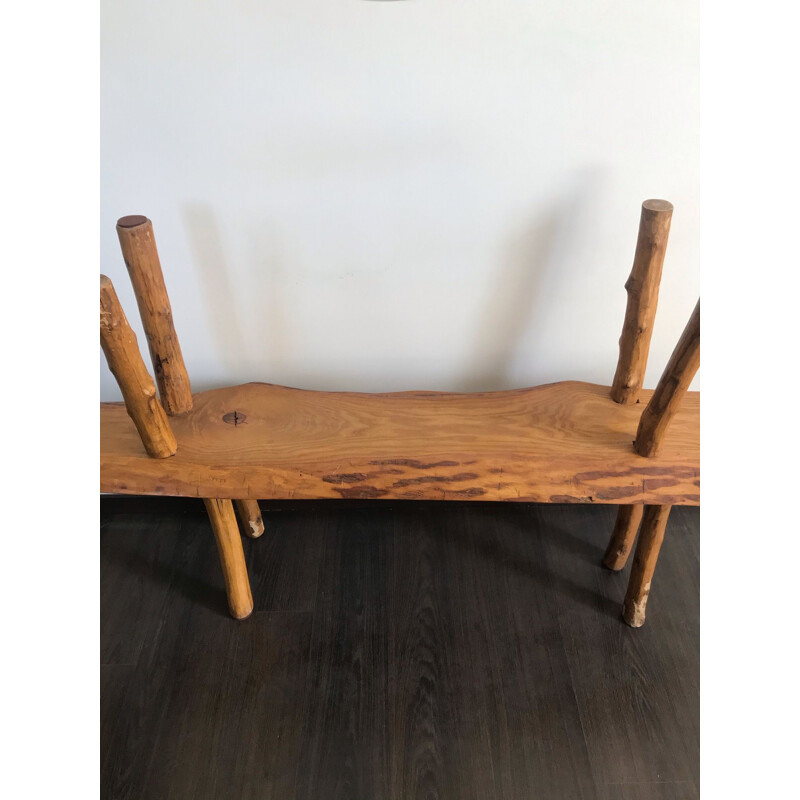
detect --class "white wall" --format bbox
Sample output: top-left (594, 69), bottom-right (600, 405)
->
top-left (101, 1), bottom-right (699, 400)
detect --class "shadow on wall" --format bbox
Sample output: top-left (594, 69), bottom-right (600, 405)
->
top-left (246, 219), bottom-right (295, 379)
top-left (457, 171), bottom-right (605, 392)
top-left (456, 208), bottom-right (560, 392)
top-left (183, 203), bottom-right (297, 387)
top-left (182, 203), bottom-right (249, 378)
top-left (183, 171), bottom-right (604, 393)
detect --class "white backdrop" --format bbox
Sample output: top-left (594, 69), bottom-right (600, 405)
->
top-left (101, 1), bottom-right (699, 400)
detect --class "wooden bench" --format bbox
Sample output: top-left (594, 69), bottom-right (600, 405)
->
top-left (100, 199), bottom-right (699, 626)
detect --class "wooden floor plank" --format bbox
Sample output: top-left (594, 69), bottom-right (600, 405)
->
top-left (100, 510), bottom-right (219, 799)
top-left (387, 505), bottom-right (483, 800)
top-left (456, 504), bottom-right (599, 800)
top-left (100, 513), bottom-right (186, 666)
top-left (100, 499), bottom-right (699, 799)
top-left (598, 779), bottom-right (699, 800)
top-left (295, 507), bottom-right (392, 800)
top-left (100, 664), bottom-right (137, 793)
top-left (539, 504), bottom-right (700, 798)
top-left (243, 504), bottom-right (327, 613)
top-left (138, 610), bottom-right (314, 800)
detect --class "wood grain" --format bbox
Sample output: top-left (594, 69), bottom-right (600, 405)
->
top-left (623, 504), bottom-right (671, 627)
top-left (538, 503), bottom-right (699, 797)
top-left (296, 508), bottom-right (392, 799)
top-left (100, 513), bottom-right (186, 666)
top-left (203, 498), bottom-right (253, 619)
top-left (603, 505), bottom-right (644, 570)
top-left (100, 275), bottom-right (177, 459)
top-left (101, 380), bottom-right (699, 504)
top-left (101, 500), bottom-right (699, 799)
top-left (611, 200), bottom-right (673, 405)
top-left (634, 300), bottom-right (700, 458)
top-left (116, 216), bottom-right (193, 416)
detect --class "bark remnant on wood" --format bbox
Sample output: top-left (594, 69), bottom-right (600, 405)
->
top-left (603, 505), bottom-right (644, 570)
top-left (234, 498), bottom-right (265, 539)
top-left (100, 275), bottom-right (177, 459)
top-left (203, 498), bottom-right (253, 619)
top-left (622, 504), bottom-right (671, 627)
top-left (116, 216), bottom-right (193, 416)
top-left (634, 300), bottom-right (700, 457)
top-left (611, 199), bottom-right (673, 405)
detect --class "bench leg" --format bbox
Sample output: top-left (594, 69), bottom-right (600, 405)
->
top-left (234, 499), bottom-right (265, 539)
top-left (603, 505), bottom-right (644, 570)
top-left (622, 504), bottom-right (671, 627)
top-left (203, 498), bottom-right (254, 619)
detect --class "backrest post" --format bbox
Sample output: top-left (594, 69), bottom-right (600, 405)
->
top-left (116, 215), bottom-right (193, 415)
top-left (100, 275), bottom-right (177, 458)
top-left (611, 199), bottom-right (674, 404)
top-left (634, 300), bottom-right (700, 457)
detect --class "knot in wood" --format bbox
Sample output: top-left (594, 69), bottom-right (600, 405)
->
top-left (222, 411), bottom-right (246, 426)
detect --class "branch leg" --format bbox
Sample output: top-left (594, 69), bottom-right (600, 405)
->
top-left (622, 504), bottom-right (671, 627)
top-left (603, 505), bottom-right (643, 571)
top-left (203, 498), bottom-right (254, 619)
top-left (234, 499), bottom-right (265, 539)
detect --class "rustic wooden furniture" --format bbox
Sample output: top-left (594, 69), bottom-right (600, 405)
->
top-left (101, 200), bottom-right (699, 626)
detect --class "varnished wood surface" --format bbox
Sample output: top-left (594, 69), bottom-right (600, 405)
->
top-left (116, 216), bottom-right (193, 415)
top-left (623, 505), bottom-right (672, 627)
top-left (100, 276), bottom-right (177, 458)
top-left (635, 301), bottom-right (701, 458)
top-left (101, 497), bottom-right (699, 800)
top-left (235, 498), bottom-right (265, 539)
top-left (603, 504), bottom-right (644, 571)
top-left (611, 199), bottom-right (673, 405)
top-left (203, 498), bottom-right (254, 619)
top-left (101, 381), bottom-right (700, 504)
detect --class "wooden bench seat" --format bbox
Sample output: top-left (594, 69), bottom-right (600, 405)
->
top-left (101, 380), bottom-right (699, 504)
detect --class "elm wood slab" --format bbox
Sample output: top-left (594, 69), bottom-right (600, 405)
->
top-left (100, 380), bottom-right (699, 504)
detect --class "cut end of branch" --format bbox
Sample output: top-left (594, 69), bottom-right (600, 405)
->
top-left (117, 215), bottom-right (149, 229)
top-left (642, 199), bottom-right (673, 213)
top-left (230, 604), bottom-right (254, 621)
top-left (603, 551), bottom-right (628, 571)
top-left (622, 598), bottom-right (647, 627)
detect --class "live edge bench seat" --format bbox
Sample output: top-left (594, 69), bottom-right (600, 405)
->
top-left (100, 380), bottom-right (700, 505)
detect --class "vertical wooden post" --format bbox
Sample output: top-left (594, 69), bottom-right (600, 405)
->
top-left (602, 505), bottom-right (643, 571)
top-left (622, 505), bottom-right (671, 627)
top-left (100, 276), bottom-right (177, 458)
top-left (605, 199), bottom-right (673, 570)
top-left (614, 302), bottom-right (698, 624)
top-left (116, 215), bottom-right (193, 415)
top-left (634, 300), bottom-right (700, 457)
top-left (234, 499), bottom-right (265, 539)
top-left (203, 498), bottom-right (254, 620)
top-left (611, 199), bottom-right (673, 405)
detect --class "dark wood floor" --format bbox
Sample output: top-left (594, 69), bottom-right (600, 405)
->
top-left (101, 499), bottom-right (699, 800)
